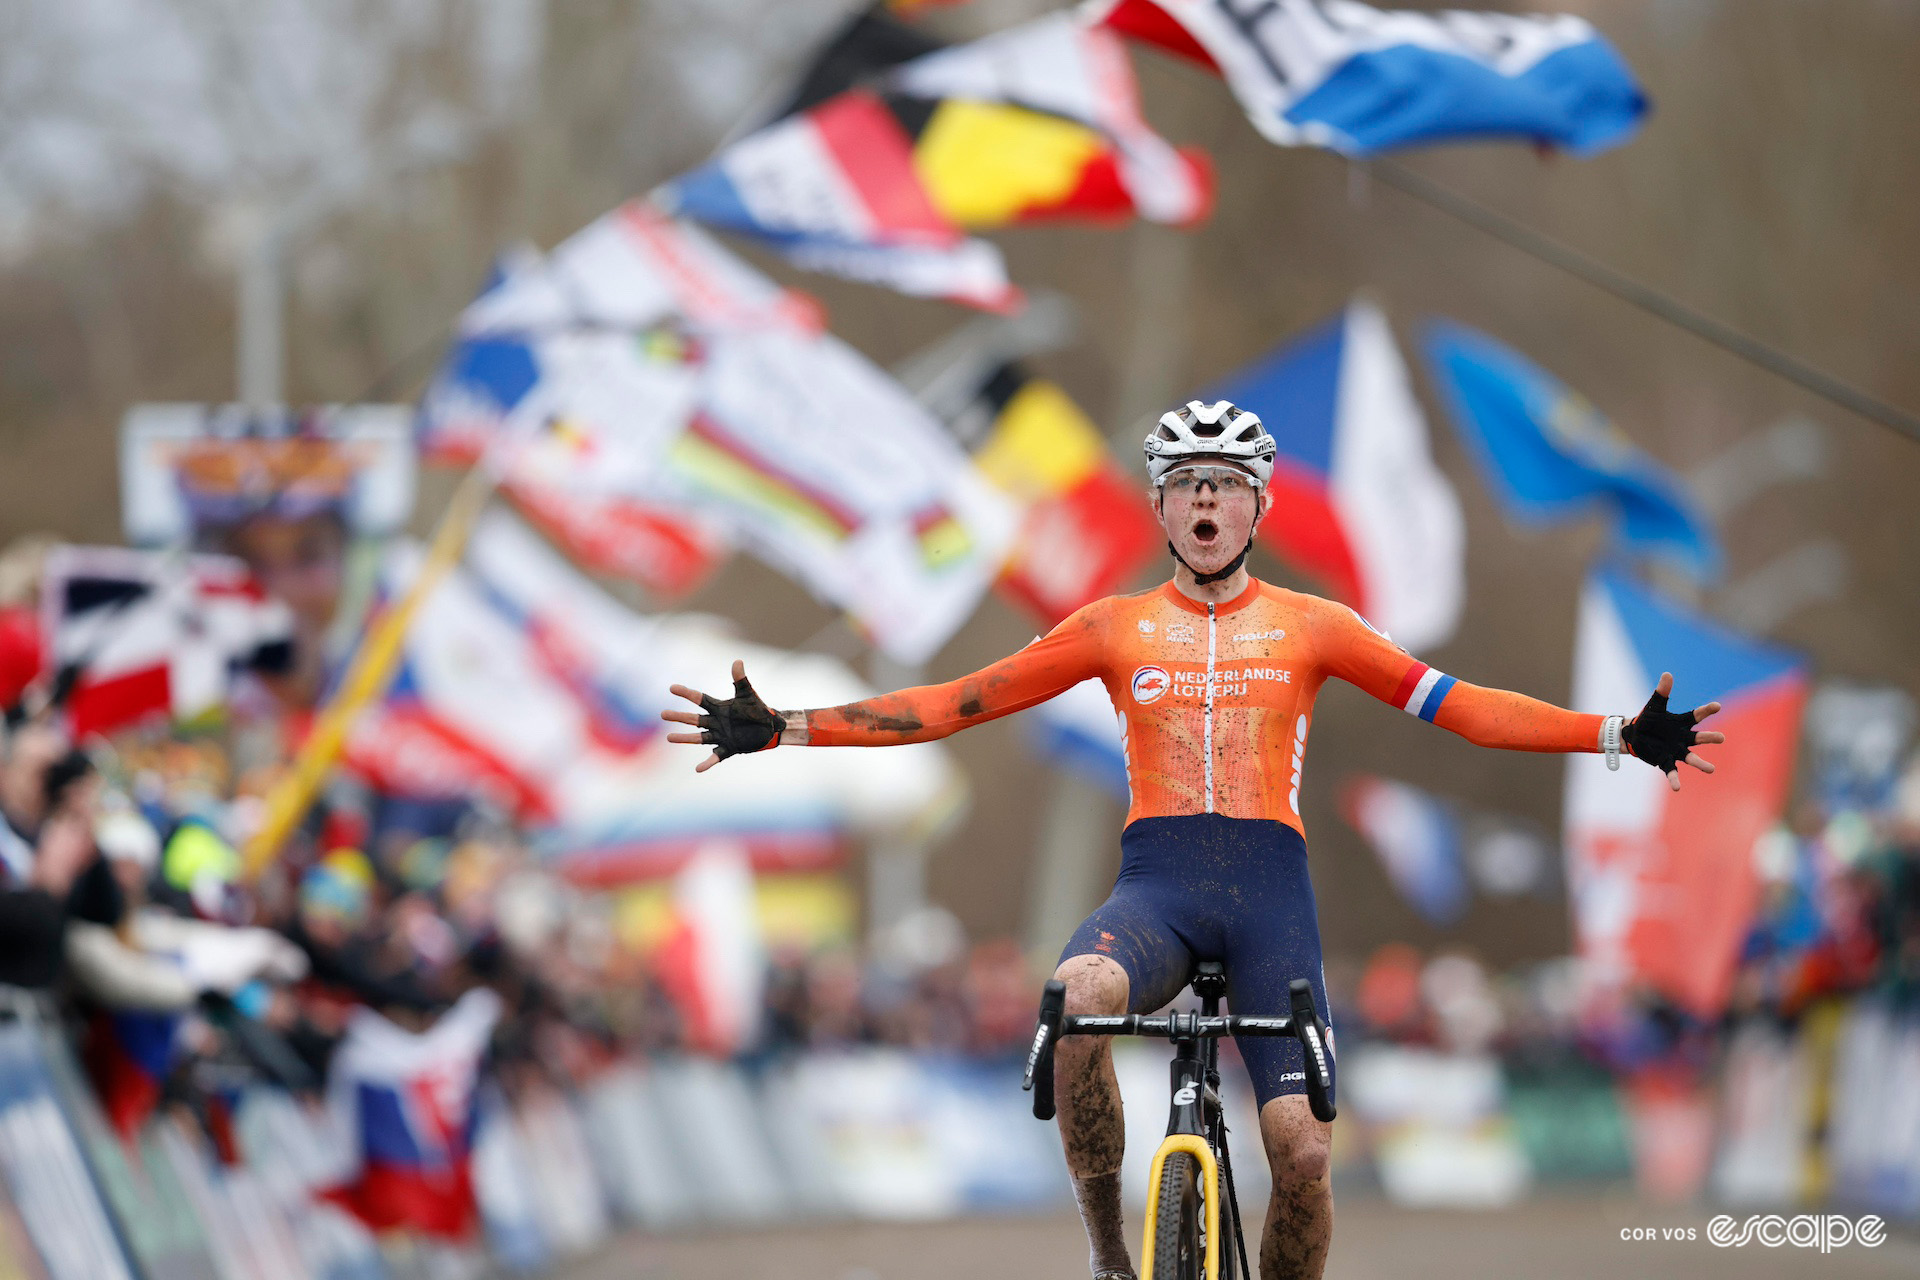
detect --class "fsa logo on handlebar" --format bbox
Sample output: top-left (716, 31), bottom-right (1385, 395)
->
top-left (1173, 1083), bottom-right (1198, 1106)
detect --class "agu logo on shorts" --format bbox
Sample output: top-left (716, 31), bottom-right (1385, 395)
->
top-left (1131, 665), bottom-right (1171, 704)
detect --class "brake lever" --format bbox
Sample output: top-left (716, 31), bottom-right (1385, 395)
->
top-left (1288, 979), bottom-right (1337, 1123)
top-left (1024, 980), bottom-right (1066, 1121)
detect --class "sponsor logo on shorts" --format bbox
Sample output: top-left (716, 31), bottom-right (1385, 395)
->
top-left (1132, 665), bottom-right (1171, 704)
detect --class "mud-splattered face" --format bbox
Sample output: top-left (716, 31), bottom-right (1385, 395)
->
top-left (1152, 461), bottom-right (1269, 575)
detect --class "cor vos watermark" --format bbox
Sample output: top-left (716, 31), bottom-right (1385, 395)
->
top-left (1619, 1214), bottom-right (1887, 1253)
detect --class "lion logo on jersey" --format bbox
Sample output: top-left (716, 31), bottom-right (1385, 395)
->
top-left (1131, 665), bottom-right (1171, 705)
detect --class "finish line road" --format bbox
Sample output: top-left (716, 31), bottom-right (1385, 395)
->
top-left (558, 1199), bottom-right (1920, 1280)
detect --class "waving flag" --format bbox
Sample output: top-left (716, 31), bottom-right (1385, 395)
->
top-left (681, 325), bottom-right (1016, 662)
top-left (421, 251), bottom-right (732, 597)
top-left (1088, 0), bottom-right (1647, 155)
top-left (41, 546), bottom-right (293, 738)
top-left (649, 843), bottom-right (765, 1055)
top-left (661, 89), bottom-right (1019, 311)
top-left (1340, 775), bottom-right (1468, 925)
top-left (454, 203), bottom-right (818, 339)
top-left (926, 358), bottom-right (1159, 625)
top-left (771, 6), bottom-right (944, 118)
top-left (886, 13), bottom-right (1213, 228)
top-left (320, 989), bottom-right (501, 1238)
top-left (1207, 299), bottom-right (1464, 653)
top-left (1028, 677), bottom-right (1130, 799)
top-left (424, 230), bottom-right (1013, 655)
top-left (420, 206), bottom-right (821, 596)
top-left (346, 513), bottom-right (964, 881)
top-left (664, 13), bottom-right (1211, 307)
top-left (1424, 321), bottom-right (1719, 582)
top-left (1564, 567), bottom-right (1808, 1016)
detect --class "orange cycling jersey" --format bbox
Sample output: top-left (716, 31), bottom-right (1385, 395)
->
top-left (805, 578), bottom-right (1605, 837)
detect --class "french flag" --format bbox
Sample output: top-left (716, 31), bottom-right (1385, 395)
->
top-left (320, 989), bottom-right (500, 1238)
top-left (1206, 299), bottom-right (1465, 654)
top-left (1563, 567), bottom-right (1808, 1017)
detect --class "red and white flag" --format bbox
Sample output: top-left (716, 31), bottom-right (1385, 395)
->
top-left (40, 545), bottom-right (292, 738)
top-left (1564, 568), bottom-right (1808, 1016)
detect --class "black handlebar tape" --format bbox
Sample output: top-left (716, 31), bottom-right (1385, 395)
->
top-left (1027, 980), bottom-right (1067, 1121)
top-left (1288, 979), bottom-right (1337, 1123)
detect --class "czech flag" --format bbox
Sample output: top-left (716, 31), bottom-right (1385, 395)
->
top-left (1563, 567), bottom-right (1808, 1017)
top-left (320, 989), bottom-right (500, 1238)
top-left (1206, 299), bottom-right (1465, 654)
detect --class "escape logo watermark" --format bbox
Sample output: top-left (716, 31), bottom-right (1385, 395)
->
top-left (1617, 1215), bottom-right (1886, 1253)
top-left (1706, 1214), bottom-right (1886, 1252)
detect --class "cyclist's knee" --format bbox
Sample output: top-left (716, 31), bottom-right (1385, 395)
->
top-left (1259, 1095), bottom-right (1332, 1187)
top-left (1054, 953), bottom-right (1129, 1017)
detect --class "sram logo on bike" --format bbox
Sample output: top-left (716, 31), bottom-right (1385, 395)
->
top-left (1132, 665), bottom-right (1171, 704)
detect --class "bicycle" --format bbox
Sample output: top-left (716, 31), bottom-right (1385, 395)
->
top-left (1023, 962), bottom-right (1336, 1280)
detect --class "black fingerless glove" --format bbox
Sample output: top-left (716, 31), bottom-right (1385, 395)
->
top-left (1622, 688), bottom-right (1698, 775)
top-left (699, 673), bottom-right (785, 760)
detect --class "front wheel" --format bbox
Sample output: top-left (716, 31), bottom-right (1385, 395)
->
top-left (1150, 1151), bottom-right (1203, 1280)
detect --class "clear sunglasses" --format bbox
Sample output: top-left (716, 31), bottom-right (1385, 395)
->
top-left (1158, 465), bottom-right (1259, 496)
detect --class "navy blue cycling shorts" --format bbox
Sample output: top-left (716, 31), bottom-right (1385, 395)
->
top-left (1060, 813), bottom-right (1334, 1111)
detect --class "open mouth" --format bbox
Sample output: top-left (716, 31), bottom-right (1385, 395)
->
top-left (1191, 519), bottom-right (1219, 545)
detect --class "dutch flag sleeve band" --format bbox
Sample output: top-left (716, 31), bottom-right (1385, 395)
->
top-left (1390, 662), bottom-right (1457, 723)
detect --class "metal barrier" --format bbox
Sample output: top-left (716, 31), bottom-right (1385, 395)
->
top-left (4, 984), bottom-right (1914, 1278)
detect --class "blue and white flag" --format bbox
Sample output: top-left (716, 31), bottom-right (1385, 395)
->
top-left (1339, 775), bottom-right (1468, 925)
top-left (1028, 676), bottom-right (1129, 799)
top-left (1088, 0), bottom-right (1647, 155)
top-left (1422, 321), bottom-right (1720, 580)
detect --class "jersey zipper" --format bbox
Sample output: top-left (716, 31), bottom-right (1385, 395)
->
top-left (1204, 602), bottom-right (1216, 813)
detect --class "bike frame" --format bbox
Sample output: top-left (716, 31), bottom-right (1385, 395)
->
top-left (1138, 974), bottom-right (1233, 1280)
top-left (1023, 969), bottom-right (1333, 1280)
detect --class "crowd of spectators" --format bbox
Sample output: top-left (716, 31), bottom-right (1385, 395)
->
top-left (3, 512), bottom-right (1918, 1226)
top-left (0, 692), bottom-right (1051, 1154)
top-left (1328, 748), bottom-right (1920, 1077)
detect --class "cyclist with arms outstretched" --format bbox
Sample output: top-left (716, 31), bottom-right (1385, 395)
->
top-left (665, 400), bottom-right (1723, 1280)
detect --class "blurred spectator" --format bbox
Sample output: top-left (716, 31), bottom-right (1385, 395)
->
top-left (0, 720), bottom-right (105, 988)
top-left (0, 536), bottom-right (50, 712)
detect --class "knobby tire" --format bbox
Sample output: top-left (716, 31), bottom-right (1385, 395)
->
top-left (1152, 1152), bottom-right (1203, 1280)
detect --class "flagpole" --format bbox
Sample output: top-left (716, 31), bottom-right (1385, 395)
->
top-left (241, 461), bottom-right (497, 880)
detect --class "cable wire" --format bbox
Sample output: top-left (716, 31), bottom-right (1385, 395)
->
top-left (1366, 158), bottom-right (1920, 447)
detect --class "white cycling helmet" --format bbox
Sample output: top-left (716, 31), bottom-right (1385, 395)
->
top-left (1144, 400), bottom-right (1276, 489)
